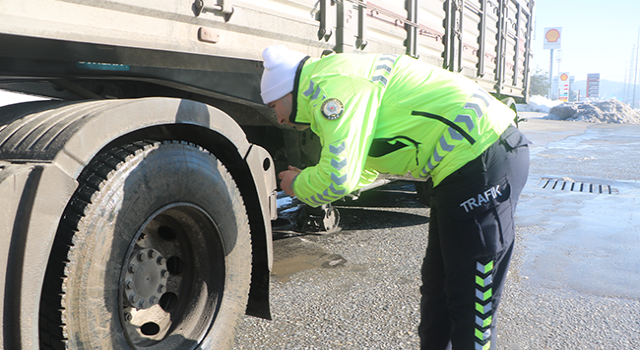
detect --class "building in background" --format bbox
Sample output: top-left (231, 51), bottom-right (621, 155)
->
top-left (586, 73), bottom-right (600, 100)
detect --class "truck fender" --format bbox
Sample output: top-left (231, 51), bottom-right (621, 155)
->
top-left (0, 97), bottom-right (276, 349)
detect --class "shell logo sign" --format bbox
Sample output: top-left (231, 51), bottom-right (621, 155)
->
top-left (546, 29), bottom-right (560, 43)
top-left (543, 27), bottom-right (562, 50)
top-left (560, 73), bottom-right (569, 81)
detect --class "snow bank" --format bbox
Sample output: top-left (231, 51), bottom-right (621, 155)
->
top-left (548, 99), bottom-right (640, 124)
top-left (520, 95), bottom-right (640, 124)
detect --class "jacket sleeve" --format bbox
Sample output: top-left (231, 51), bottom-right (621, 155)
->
top-left (292, 76), bottom-right (382, 207)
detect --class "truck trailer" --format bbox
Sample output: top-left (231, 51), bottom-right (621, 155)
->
top-left (0, 0), bottom-right (534, 349)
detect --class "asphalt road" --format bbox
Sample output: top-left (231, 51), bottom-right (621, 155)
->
top-left (234, 113), bottom-right (640, 349)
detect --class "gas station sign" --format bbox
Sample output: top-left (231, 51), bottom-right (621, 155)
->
top-left (543, 27), bottom-right (562, 50)
top-left (559, 73), bottom-right (570, 101)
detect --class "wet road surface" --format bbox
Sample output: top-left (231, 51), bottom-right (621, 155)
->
top-left (234, 113), bottom-right (640, 349)
top-left (499, 114), bottom-right (640, 349)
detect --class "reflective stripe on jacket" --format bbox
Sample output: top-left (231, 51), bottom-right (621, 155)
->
top-left (290, 53), bottom-right (515, 207)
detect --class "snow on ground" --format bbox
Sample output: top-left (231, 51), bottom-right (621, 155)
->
top-left (521, 95), bottom-right (564, 113)
top-left (521, 95), bottom-right (640, 124)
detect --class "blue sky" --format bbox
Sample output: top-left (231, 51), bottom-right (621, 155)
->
top-left (530, 0), bottom-right (640, 83)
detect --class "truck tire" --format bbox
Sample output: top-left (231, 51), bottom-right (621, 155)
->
top-left (501, 97), bottom-right (526, 127)
top-left (39, 140), bottom-right (251, 350)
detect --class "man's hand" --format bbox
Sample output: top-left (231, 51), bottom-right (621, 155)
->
top-left (278, 165), bottom-right (301, 197)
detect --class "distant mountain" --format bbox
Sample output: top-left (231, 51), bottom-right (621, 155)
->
top-left (570, 79), bottom-right (636, 102)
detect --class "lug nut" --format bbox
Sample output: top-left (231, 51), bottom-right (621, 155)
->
top-left (129, 293), bottom-right (139, 304)
top-left (157, 256), bottom-right (165, 266)
top-left (138, 300), bottom-right (146, 309)
top-left (161, 269), bottom-right (168, 279)
top-left (137, 252), bottom-right (146, 262)
top-left (158, 284), bottom-right (166, 294)
top-left (149, 296), bottom-right (157, 305)
top-left (128, 264), bottom-right (136, 273)
top-left (148, 250), bottom-right (156, 259)
top-left (125, 279), bottom-right (133, 290)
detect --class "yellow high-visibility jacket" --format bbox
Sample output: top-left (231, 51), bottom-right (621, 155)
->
top-left (289, 53), bottom-right (515, 207)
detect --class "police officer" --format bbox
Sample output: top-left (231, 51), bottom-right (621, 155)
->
top-left (261, 45), bottom-right (530, 350)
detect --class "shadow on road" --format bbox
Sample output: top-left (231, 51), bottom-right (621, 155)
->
top-left (336, 207), bottom-right (428, 230)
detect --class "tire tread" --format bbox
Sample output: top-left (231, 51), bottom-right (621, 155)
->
top-left (39, 141), bottom-right (153, 349)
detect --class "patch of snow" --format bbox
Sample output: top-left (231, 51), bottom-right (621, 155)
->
top-left (527, 95), bottom-right (563, 113)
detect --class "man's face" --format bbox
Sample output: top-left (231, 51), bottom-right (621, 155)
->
top-left (268, 93), bottom-right (294, 126)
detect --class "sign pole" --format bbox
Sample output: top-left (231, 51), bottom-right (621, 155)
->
top-left (549, 49), bottom-right (554, 99)
top-left (543, 27), bottom-right (561, 100)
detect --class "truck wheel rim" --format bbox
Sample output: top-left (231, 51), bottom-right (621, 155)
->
top-left (118, 202), bottom-right (225, 348)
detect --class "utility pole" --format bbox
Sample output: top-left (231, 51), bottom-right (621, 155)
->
top-left (626, 52), bottom-right (635, 104)
top-left (633, 27), bottom-right (640, 109)
top-left (623, 60), bottom-right (628, 104)
top-left (630, 53), bottom-right (637, 104)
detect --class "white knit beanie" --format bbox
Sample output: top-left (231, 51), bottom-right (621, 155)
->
top-left (260, 45), bottom-right (307, 104)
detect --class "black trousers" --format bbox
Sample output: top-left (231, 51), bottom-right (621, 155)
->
top-left (419, 125), bottom-right (530, 350)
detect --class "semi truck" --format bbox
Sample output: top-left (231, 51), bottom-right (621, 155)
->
top-left (0, 0), bottom-right (534, 349)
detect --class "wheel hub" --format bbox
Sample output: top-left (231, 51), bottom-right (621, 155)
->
top-left (118, 202), bottom-right (228, 348)
top-left (124, 248), bottom-right (168, 309)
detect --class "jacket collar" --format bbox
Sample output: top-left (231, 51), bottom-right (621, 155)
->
top-left (289, 56), bottom-right (311, 125)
